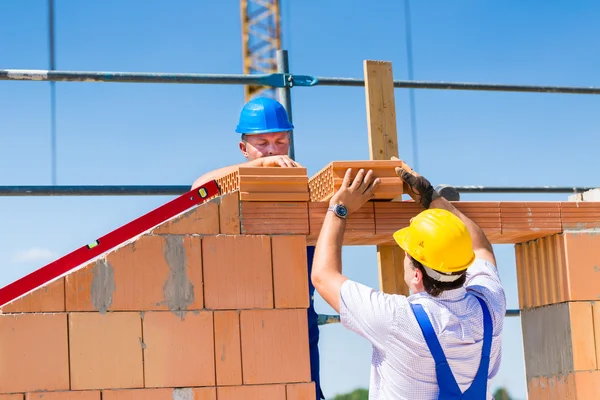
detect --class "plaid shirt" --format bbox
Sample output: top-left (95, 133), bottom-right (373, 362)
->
top-left (340, 258), bottom-right (506, 400)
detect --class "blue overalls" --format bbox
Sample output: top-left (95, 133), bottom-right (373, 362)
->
top-left (306, 246), bottom-right (325, 399)
top-left (410, 296), bottom-right (492, 400)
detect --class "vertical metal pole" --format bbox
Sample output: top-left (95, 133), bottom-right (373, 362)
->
top-left (276, 49), bottom-right (295, 160)
top-left (49, 0), bottom-right (57, 185)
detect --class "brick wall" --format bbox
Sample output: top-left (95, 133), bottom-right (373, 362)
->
top-left (0, 191), bottom-right (315, 400)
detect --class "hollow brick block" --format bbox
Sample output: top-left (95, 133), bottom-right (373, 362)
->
top-left (0, 278), bottom-right (64, 313)
top-left (215, 166), bottom-right (309, 202)
top-left (527, 371), bottom-right (600, 399)
top-left (218, 191), bottom-right (241, 234)
top-left (69, 312), bottom-right (143, 390)
top-left (240, 309), bottom-right (311, 385)
top-left (203, 235), bottom-right (273, 309)
top-left (65, 235), bottom-right (204, 312)
top-left (521, 301), bottom-right (597, 383)
top-left (142, 310), bottom-right (215, 387)
top-left (0, 313), bottom-right (69, 393)
top-left (271, 236), bottom-right (309, 308)
top-left (240, 202), bottom-right (309, 235)
top-left (561, 201), bottom-right (600, 230)
top-left (151, 199), bottom-right (220, 235)
top-left (515, 232), bottom-right (600, 308)
top-left (216, 385), bottom-right (286, 400)
top-left (25, 391), bottom-right (100, 400)
top-left (286, 383), bottom-right (316, 400)
top-left (214, 311), bottom-right (242, 386)
top-left (102, 388), bottom-right (216, 400)
top-left (308, 160), bottom-right (404, 201)
top-left (308, 202), bottom-right (376, 245)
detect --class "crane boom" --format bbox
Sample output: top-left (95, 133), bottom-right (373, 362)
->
top-left (241, 0), bottom-right (281, 101)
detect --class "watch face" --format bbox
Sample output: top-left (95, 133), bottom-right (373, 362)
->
top-left (336, 205), bottom-right (348, 217)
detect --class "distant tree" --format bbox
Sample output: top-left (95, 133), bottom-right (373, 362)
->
top-left (493, 387), bottom-right (513, 400)
top-left (332, 387), bottom-right (369, 400)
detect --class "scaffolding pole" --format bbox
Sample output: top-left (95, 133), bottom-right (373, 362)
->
top-left (0, 185), bottom-right (595, 197)
top-left (4, 69), bottom-right (600, 95)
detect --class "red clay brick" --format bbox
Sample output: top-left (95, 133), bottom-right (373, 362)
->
top-left (240, 202), bottom-right (309, 235)
top-left (151, 200), bottom-right (220, 235)
top-left (214, 310), bottom-right (242, 386)
top-left (0, 396), bottom-right (23, 400)
top-left (69, 312), bottom-right (143, 390)
top-left (527, 371), bottom-right (600, 399)
top-left (214, 311), bottom-right (242, 385)
top-left (219, 192), bottom-right (241, 234)
top-left (562, 232), bottom-right (600, 302)
top-left (240, 309), bottom-right (311, 384)
top-left (102, 388), bottom-right (216, 400)
top-left (0, 313), bottom-right (69, 393)
top-left (26, 392), bottom-right (100, 399)
top-left (203, 235), bottom-right (273, 309)
top-left (142, 311), bottom-right (215, 387)
top-left (65, 235), bottom-right (204, 312)
top-left (271, 236), bottom-right (309, 308)
top-left (308, 202), bottom-right (376, 246)
top-left (217, 385), bottom-right (285, 400)
top-left (286, 383), bottom-right (316, 400)
top-left (0, 278), bottom-right (65, 313)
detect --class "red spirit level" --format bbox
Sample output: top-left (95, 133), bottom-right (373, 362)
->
top-left (0, 180), bottom-right (221, 308)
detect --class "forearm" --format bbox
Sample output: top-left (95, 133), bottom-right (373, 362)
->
top-left (311, 212), bottom-right (348, 313)
top-left (429, 196), bottom-right (496, 263)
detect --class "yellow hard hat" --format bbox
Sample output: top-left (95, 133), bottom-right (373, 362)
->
top-left (393, 208), bottom-right (475, 275)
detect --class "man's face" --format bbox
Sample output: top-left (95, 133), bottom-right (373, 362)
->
top-left (239, 131), bottom-right (291, 161)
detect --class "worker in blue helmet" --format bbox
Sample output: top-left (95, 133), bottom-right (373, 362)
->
top-left (192, 97), bottom-right (325, 400)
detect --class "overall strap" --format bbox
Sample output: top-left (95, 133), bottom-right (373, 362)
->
top-left (410, 303), bottom-right (448, 365)
top-left (462, 296), bottom-right (494, 399)
top-left (476, 296), bottom-right (493, 360)
top-left (410, 303), bottom-right (462, 398)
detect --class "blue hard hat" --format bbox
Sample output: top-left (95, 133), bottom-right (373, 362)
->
top-left (235, 97), bottom-right (294, 134)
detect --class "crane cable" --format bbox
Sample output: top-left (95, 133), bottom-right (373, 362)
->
top-left (49, 0), bottom-right (57, 185)
top-left (404, 0), bottom-right (419, 172)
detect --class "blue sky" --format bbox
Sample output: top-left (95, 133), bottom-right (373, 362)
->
top-left (2, 1), bottom-right (600, 398)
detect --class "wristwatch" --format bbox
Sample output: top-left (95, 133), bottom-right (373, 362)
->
top-left (328, 203), bottom-right (348, 219)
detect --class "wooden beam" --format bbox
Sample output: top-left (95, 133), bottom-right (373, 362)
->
top-left (363, 60), bottom-right (409, 296)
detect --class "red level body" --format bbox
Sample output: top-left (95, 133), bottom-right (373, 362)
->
top-left (0, 180), bottom-right (220, 308)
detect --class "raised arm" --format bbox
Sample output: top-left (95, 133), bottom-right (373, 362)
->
top-left (393, 158), bottom-right (496, 266)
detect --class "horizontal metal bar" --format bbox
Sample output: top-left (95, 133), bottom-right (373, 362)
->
top-left (0, 185), bottom-right (191, 196)
top-left (0, 69), bottom-right (316, 87)
top-left (0, 185), bottom-right (595, 197)
top-left (318, 309), bottom-right (521, 325)
top-left (454, 186), bottom-right (597, 193)
top-left (313, 76), bottom-right (600, 94)
top-left (3, 68), bottom-right (600, 95)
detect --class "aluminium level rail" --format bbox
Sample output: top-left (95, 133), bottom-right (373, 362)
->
top-left (3, 68), bottom-right (600, 95)
top-left (0, 185), bottom-right (594, 197)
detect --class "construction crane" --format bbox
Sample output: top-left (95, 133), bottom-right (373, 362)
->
top-left (241, 0), bottom-right (281, 102)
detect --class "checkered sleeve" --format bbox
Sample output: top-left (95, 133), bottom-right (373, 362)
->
top-left (339, 279), bottom-right (403, 352)
top-left (464, 258), bottom-right (507, 334)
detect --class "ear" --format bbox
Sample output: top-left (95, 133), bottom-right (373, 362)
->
top-left (239, 141), bottom-right (248, 158)
top-left (412, 265), bottom-right (423, 285)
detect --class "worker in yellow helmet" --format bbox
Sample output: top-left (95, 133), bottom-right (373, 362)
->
top-left (311, 163), bottom-right (506, 400)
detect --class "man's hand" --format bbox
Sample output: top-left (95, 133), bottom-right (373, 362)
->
top-left (251, 155), bottom-right (303, 168)
top-left (329, 168), bottom-right (381, 215)
top-left (391, 156), bottom-right (439, 209)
